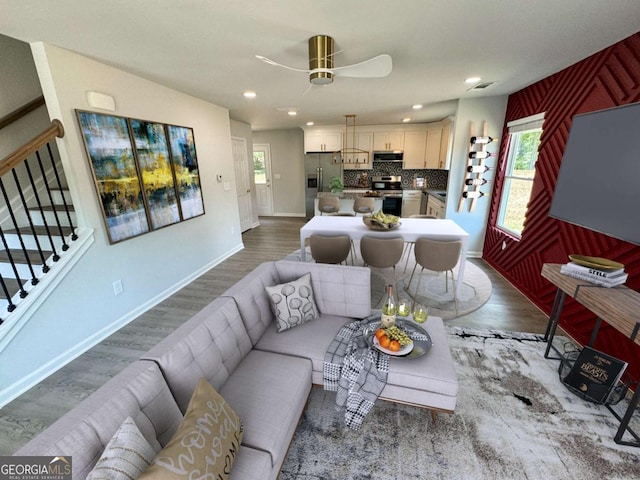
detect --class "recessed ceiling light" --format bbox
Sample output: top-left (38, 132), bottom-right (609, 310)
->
top-left (465, 77), bottom-right (481, 84)
top-left (243, 90), bottom-right (257, 98)
top-left (412, 104), bottom-right (423, 110)
top-left (402, 117), bottom-right (411, 123)
top-left (288, 110), bottom-right (297, 116)
top-left (306, 121), bottom-right (314, 126)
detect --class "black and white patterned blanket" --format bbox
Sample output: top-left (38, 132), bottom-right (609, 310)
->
top-left (323, 316), bottom-right (389, 430)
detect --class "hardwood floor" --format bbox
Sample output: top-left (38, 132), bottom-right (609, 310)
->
top-left (0, 217), bottom-right (550, 455)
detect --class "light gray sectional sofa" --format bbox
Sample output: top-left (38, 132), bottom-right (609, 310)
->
top-left (15, 260), bottom-right (458, 479)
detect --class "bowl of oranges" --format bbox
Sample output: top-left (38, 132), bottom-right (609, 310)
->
top-left (372, 325), bottom-right (414, 356)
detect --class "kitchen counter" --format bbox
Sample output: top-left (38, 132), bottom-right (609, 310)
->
top-left (319, 189), bottom-right (396, 199)
top-left (425, 188), bottom-right (447, 201)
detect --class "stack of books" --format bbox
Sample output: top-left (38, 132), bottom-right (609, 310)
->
top-left (560, 262), bottom-right (628, 287)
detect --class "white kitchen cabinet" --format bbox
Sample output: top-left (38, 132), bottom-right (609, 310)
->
top-left (402, 130), bottom-right (427, 169)
top-left (424, 126), bottom-right (444, 169)
top-left (305, 130), bottom-right (342, 153)
top-left (401, 190), bottom-right (422, 217)
top-left (426, 194), bottom-right (446, 218)
top-left (373, 131), bottom-right (404, 151)
top-left (343, 131), bottom-right (373, 170)
top-left (438, 118), bottom-right (453, 169)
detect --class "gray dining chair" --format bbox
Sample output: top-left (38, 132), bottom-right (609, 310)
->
top-left (360, 236), bottom-right (405, 288)
top-left (409, 238), bottom-right (462, 314)
top-left (309, 234), bottom-right (352, 264)
top-left (353, 197), bottom-right (376, 215)
top-left (402, 215), bottom-right (438, 272)
top-left (318, 196), bottom-right (340, 215)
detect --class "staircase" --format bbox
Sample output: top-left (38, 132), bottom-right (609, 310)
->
top-left (0, 116), bottom-right (87, 337)
top-left (0, 187), bottom-right (76, 316)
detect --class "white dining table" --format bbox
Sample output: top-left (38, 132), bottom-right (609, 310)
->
top-left (300, 216), bottom-right (470, 297)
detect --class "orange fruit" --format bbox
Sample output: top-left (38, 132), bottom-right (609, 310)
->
top-left (379, 335), bottom-right (391, 349)
top-left (389, 340), bottom-right (401, 352)
top-left (375, 328), bottom-right (386, 340)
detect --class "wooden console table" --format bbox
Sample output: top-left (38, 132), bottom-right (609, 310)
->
top-left (541, 263), bottom-right (640, 447)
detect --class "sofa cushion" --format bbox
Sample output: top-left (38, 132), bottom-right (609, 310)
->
top-left (223, 261), bottom-right (371, 346)
top-left (139, 378), bottom-right (243, 480)
top-left (265, 273), bottom-right (319, 332)
top-left (86, 417), bottom-right (157, 480)
top-left (229, 446), bottom-right (272, 480)
top-left (255, 313), bottom-right (352, 383)
top-left (14, 361), bottom-right (184, 480)
top-left (274, 261), bottom-right (371, 319)
top-left (142, 296), bottom-right (253, 411)
top-left (256, 315), bottom-right (458, 411)
top-left (220, 350), bottom-right (311, 471)
top-left (383, 317), bottom-right (458, 399)
top-left (221, 262), bottom-right (280, 345)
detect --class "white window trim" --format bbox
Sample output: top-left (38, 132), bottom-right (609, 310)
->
top-left (497, 112), bottom-right (546, 238)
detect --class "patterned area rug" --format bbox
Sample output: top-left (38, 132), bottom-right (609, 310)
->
top-left (284, 247), bottom-right (492, 320)
top-left (280, 327), bottom-right (640, 480)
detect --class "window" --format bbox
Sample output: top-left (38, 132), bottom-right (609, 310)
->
top-left (497, 113), bottom-right (545, 237)
top-left (253, 150), bottom-right (266, 184)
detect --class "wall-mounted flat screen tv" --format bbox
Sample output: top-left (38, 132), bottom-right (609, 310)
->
top-left (549, 101), bottom-right (640, 246)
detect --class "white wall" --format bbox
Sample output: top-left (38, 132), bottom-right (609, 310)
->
top-left (0, 43), bottom-right (244, 405)
top-left (446, 96), bottom-right (508, 256)
top-left (0, 34), bottom-right (50, 158)
top-left (252, 129), bottom-right (305, 217)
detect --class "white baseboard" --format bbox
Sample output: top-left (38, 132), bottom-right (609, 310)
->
top-left (271, 212), bottom-right (306, 217)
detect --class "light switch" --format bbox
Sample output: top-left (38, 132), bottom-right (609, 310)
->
top-left (223, 182), bottom-right (231, 191)
top-left (274, 173), bottom-right (281, 179)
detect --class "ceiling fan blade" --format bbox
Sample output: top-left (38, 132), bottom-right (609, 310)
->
top-left (255, 55), bottom-right (310, 73)
top-left (332, 54), bottom-right (392, 78)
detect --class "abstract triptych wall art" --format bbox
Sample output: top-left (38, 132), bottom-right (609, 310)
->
top-left (76, 110), bottom-right (205, 244)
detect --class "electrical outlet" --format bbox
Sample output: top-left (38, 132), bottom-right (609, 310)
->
top-left (113, 280), bottom-right (123, 296)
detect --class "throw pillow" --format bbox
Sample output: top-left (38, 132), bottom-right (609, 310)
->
top-left (86, 416), bottom-right (156, 480)
top-left (138, 378), bottom-right (243, 480)
top-left (265, 273), bottom-right (319, 332)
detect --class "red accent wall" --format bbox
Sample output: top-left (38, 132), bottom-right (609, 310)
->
top-left (484, 32), bottom-right (640, 382)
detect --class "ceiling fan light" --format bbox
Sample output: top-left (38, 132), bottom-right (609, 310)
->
top-left (309, 34), bottom-right (334, 85)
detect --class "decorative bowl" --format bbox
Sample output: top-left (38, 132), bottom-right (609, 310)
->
top-left (568, 254), bottom-right (624, 271)
top-left (363, 216), bottom-right (400, 231)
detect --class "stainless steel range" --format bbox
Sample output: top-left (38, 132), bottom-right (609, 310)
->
top-left (371, 175), bottom-right (403, 216)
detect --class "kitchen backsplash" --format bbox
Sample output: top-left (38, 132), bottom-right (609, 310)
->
top-left (343, 161), bottom-right (448, 190)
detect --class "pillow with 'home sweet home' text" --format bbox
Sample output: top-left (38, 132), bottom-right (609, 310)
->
top-left (265, 273), bottom-right (319, 332)
top-left (138, 378), bottom-right (243, 480)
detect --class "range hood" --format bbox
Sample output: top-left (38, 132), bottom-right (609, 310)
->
top-left (373, 151), bottom-right (403, 162)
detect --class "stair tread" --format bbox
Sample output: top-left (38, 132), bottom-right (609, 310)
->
top-left (34, 205), bottom-right (75, 212)
top-left (0, 248), bottom-right (52, 264)
top-left (5, 225), bottom-right (75, 235)
top-left (0, 277), bottom-right (25, 300)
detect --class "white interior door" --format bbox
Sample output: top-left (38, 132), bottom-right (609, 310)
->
top-left (253, 143), bottom-right (273, 216)
top-left (232, 137), bottom-right (253, 232)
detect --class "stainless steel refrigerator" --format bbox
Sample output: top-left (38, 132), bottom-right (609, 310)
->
top-left (304, 153), bottom-right (343, 218)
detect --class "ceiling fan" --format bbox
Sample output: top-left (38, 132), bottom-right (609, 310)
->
top-left (256, 35), bottom-right (392, 85)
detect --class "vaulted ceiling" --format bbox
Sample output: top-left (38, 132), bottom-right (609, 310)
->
top-left (2, 0), bottom-right (640, 130)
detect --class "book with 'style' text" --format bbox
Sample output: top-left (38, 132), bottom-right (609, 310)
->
top-left (563, 346), bottom-right (628, 403)
top-left (560, 263), bottom-right (628, 287)
top-left (562, 261), bottom-right (625, 278)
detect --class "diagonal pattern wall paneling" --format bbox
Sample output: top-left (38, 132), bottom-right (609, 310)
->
top-left (483, 32), bottom-right (640, 382)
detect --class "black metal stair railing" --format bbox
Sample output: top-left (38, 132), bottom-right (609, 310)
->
top-left (0, 119), bottom-right (69, 325)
